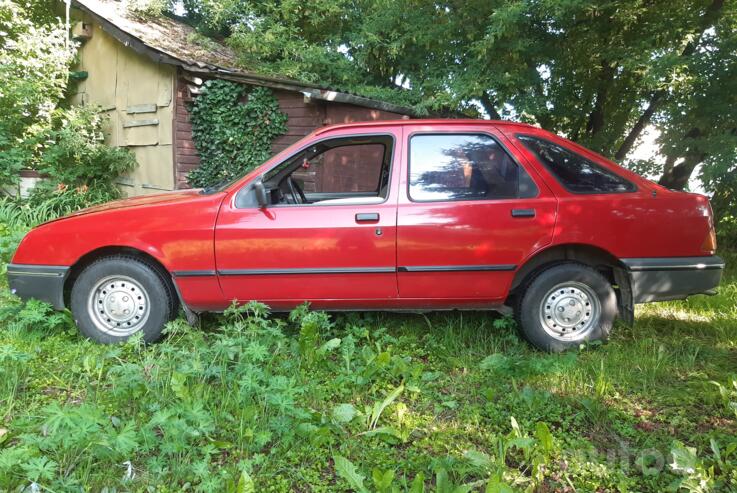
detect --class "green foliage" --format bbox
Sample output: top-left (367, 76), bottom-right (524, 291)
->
top-left (0, 249), bottom-right (736, 490)
top-left (126, 0), bottom-right (171, 18)
top-left (27, 184), bottom-right (120, 220)
top-left (711, 378), bottom-right (737, 420)
top-left (35, 105), bottom-right (137, 189)
top-left (20, 104), bottom-right (136, 217)
top-left (187, 80), bottom-right (287, 188)
top-left (0, 220), bottom-right (27, 263)
top-left (334, 455), bottom-right (370, 493)
top-left (0, 1), bottom-right (135, 201)
top-left (0, 0), bottom-right (74, 191)
top-left (179, 0), bottom-right (737, 204)
top-left (0, 181), bottom-right (120, 231)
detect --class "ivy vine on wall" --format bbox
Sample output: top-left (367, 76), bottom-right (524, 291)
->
top-left (187, 80), bottom-right (288, 188)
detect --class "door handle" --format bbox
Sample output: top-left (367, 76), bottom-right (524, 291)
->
top-left (355, 213), bottom-right (380, 223)
top-left (511, 208), bottom-right (536, 218)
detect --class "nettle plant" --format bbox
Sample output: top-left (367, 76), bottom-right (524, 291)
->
top-left (187, 80), bottom-right (288, 188)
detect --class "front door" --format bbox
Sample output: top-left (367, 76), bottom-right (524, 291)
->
top-left (215, 130), bottom-right (402, 308)
top-left (396, 129), bottom-right (557, 302)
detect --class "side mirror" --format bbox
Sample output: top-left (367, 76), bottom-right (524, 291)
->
top-left (254, 180), bottom-right (269, 208)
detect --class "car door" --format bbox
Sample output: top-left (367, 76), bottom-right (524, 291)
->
top-left (214, 128), bottom-right (402, 308)
top-left (396, 126), bottom-right (557, 302)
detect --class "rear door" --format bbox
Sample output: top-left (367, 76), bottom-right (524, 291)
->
top-left (396, 126), bottom-right (557, 302)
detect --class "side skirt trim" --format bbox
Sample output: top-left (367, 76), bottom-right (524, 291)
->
top-left (398, 265), bottom-right (516, 273)
top-left (174, 265), bottom-right (518, 277)
top-left (621, 256), bottom-right (725, 272)
top-left (218, 267), bottom-right (396, 276)
top-left (172, 270), bottom-right (217, 277)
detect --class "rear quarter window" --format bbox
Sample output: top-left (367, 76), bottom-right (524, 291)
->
top-left (517, 134), bottom-right (636, 194)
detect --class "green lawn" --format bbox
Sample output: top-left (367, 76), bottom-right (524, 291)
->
top-left (0, 253), bottom-right (735, 492)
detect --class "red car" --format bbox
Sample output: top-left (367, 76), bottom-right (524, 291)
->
top-left (8, 120), bottom-right (724, 351)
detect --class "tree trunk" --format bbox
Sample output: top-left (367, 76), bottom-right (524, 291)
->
top-left (586, 62), bottom-right (615, 139)
top-left (479, 92), bottom-right (502, 120)
top-left (614, 0), bottom-right (724, 161)
top-left (658, 153), bottom-right (706, 190)
top-left (657, 126), bottom-right (707, 189)
top-left (614, 91), bottom-right (664, 161)
top-left (662, 154), bottom-right (677, 176)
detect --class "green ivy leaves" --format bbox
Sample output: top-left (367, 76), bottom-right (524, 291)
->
top-left (187, 80), bottom-right (288, 188)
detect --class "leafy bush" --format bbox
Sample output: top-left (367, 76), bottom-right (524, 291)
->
top-left (126, 0), bottom-right (170, 18)
top-left (0, 3), bottom-right (135, 202)
top-left (187, 80), bottom-right (287, 188)
top-left (717, 215), bottom-right (737, 252)
top-left (35, 106), bottom-right (136, 190)
top-left (0, 183), bottom-right (119, 230)
top-left (0, 0), bottom-right (74, 193)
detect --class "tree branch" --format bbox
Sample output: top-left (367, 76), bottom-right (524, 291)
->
top-left (658, 152), bottom-right (707, 190)
top-left (614, 0), bottom-right (724, 161)
top-left (479, 92), bottom-right (502, 120)
top-left (658, 127), bottom-right (706, 190)
top-left (614, 90), bottom-right (665, 161)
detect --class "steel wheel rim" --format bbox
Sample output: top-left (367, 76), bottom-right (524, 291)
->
top-left (87, 275), bottom-right (150, 336)
top-left (538, 281), bottom-right (601, 342)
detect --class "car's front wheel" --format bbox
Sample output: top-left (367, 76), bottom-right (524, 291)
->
top-left (515, 262), bottom-right (617, 352)
top-left (70, 255), bottom-right (178, 344)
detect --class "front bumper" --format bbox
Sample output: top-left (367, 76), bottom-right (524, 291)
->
top-left (621, 256), bottom-right (724, 303)
top-left (7, 264), bottom-right (70, 309)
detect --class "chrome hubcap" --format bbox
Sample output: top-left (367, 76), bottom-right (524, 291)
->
top-left (539, 282), bottom-right (600, 341)
top-left (88, 276), bottom-right (150, 336)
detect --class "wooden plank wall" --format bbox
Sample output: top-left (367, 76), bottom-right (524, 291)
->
top-left (173, 74), bottom-right (407, 189)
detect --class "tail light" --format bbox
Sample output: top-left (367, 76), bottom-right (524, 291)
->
top-left (702, 202), bottom-right (717, 254)
top-left (702, 225), bottom-right (717, 254)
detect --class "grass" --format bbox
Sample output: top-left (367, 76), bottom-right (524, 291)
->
top-left (0, 247), bottom-right (735, 491)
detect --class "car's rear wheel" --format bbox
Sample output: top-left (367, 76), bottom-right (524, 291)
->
top-left (70, 256), bottom-right (177, 343)
top-left (515, 262), bottom-right (617, 352)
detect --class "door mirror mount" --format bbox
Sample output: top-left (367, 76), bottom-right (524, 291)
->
top-left (254, 180), bottom-right (269, 208)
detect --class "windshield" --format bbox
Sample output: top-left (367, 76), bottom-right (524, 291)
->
top-left (199, 175), bottom-right (244, 195)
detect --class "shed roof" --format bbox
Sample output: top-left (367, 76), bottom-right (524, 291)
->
top-left (72, 0), bottom-right (419, 116)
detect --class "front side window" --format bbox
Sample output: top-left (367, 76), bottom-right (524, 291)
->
top-left (409, 133), bottom-right (537, 202)
top-left (291, 143), bottom-right (386, 194)
top-left (517, 135), bottom-right (636, 194)
top-left (258, 135), bottom-right (393, 206)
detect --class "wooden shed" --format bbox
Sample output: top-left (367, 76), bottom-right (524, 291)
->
top-left (68, 0), bottom-right (416, 196)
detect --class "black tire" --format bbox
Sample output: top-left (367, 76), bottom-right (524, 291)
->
top-left (70, 255), bottom-right (178, 344)
top-left (515, 262), bottom-right (617, 352)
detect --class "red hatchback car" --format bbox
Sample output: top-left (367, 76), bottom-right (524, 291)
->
top-left (8, 120), bottom-right (724, 351)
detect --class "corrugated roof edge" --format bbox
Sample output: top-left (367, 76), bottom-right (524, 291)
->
top-left (71, 0), bottom-right (422, 117)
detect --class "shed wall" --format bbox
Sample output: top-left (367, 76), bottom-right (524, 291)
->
top-left (70, 14), bottom-right (176, 196)
top-left (174, 74), bottom-right (408, 189)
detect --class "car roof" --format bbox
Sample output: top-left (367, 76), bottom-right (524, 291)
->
top-left (313, 118), bottom-right (539, 136)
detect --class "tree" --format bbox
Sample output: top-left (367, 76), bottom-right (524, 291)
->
top-left (174, 1), bottom-right (734, 194)
top-left (0, 0), bottom-right (137, 206)
top-left (0, 0), bottom-right (74, 192)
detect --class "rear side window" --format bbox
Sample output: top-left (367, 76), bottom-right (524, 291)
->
top-left (517, 135), bottom-right (636, 194)
top-left (409, 133), bottom-right (538, 202)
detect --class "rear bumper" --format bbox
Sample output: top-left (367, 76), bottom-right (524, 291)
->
top-left (621, 256), bottom-right (724, 303)
top-left (6, 264), bottom-right (70, 309)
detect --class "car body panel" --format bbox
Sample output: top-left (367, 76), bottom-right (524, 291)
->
top-left (11, 191), bottom-right (225, 309)
top-left (501, 125), bottom-right (714, 259)
top-left (8, 119), bottom-right (723, 314)
top-left (214, 126), bottom-right (403, 306)
top-left (396, 125), bottom-right (557, 301)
